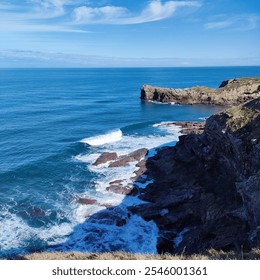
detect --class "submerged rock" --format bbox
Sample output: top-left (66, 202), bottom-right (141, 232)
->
top-left (141, 77), bottom-right (260, 106)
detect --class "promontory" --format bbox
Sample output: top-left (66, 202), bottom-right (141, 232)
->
top-left (141, 77), bottom-right (260, 106)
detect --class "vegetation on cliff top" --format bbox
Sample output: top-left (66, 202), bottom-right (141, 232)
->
top-left (14, 249), bottom-right (260, 260)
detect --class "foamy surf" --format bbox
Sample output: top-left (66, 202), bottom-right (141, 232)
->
top-left (0, 209), bottom-right (74, 255)
top-left (0, 122), bottom-right (182, 256)
top-left (153, 121), bottom-right (183, 135)
top-left (80, 130), bottom-right (123, 146)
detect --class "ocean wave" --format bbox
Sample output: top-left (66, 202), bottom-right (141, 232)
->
top-left (0, 209), bottom-right (74, 257)
top-left (1, 125), bottom-right (181, 256)
top-left (80, 130), bottom-right (123, 146)
top-left (153, 121), bottom-right (183, 135)
top-left (56, 210), bottom-right (159, 254)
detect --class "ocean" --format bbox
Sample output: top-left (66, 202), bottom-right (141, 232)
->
top-left (0, 67), bottom-right (260, 257)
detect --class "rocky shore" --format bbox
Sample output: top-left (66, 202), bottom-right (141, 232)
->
top-left (141, 77), bottom-right (260, 106)
top-left (129, 97), bottom-right (260, 254)
top-left (24, 87), bottom-right (259, 258)
top-left (71, 99), bottom-right (260, 255)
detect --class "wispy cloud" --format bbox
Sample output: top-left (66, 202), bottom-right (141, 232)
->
top-left (73, 0), bottom-right (201, 25)
top-left (0, 0), bottom-right (87, 32)
top-left (205, 14), bottom-right (260, 31)
top-left (1, 49), bottom-right (259, 68)
top-left (0, 0), bottom-right (201, 32)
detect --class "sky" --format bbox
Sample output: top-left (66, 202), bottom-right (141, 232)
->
top-left (0, 0), bottom-right (259, 67)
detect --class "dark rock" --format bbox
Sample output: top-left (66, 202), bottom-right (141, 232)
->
top-left (108, 148), bottom-right (148, 168)
top-left (128, 97), bottom-right (260, 254)
top-left (93, 152), bottom-right (118, 166)
top-left (131, 159), bottom-right (147, 181)
top-left (109, 179), bottom-right (124, 185)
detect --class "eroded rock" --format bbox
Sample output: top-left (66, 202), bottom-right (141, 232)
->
top-left (141, 78), bottom-right (260, 106)
top-left (128, 97), bottom-right (260, 254)
top-left (93, 152), bottom-right (118, 166)
top-left (108, 148), bottom-right (148, 168)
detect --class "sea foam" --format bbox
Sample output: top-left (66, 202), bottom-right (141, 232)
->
top-left (80, 130), bottom-right (123, 146)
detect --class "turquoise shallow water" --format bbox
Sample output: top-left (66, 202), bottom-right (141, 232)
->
top-left (0, 67), bottom-right (259, 256)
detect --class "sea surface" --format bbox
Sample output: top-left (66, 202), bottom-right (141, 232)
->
top-left (0, 67), bottom-right (259, 257)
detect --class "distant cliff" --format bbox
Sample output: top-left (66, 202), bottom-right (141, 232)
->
top-left (130, 97), bottom-right (260, 254)
top-left (141, 78), bottom-right (260, 105)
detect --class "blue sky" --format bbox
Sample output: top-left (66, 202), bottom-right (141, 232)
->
top-left (0, 0), bottom-right (259, 67)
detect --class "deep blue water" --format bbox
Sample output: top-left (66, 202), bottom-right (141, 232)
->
top-left (0, 67), bottom-right (259, 256)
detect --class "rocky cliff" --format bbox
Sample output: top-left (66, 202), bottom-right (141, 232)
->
top-left (130, 97), bottom-right (260, 254)
top-left (141, 78), bottom-right (260, 105)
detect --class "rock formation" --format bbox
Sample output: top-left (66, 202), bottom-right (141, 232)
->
top-left (129, 97), bottom-right (260, 254)
top-left (108, 148), bottom-right (148, 168)
top-left (141, 77), bottom-right (260, 106)
top-left (155, 121), bottom-right (205, 135)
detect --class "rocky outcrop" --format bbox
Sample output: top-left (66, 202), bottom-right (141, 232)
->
top-left (108, 148), bottom-right (148, 168)
top-left (129, 97), bottom-right (260, 254)
top-left (93, 152), bottom-right (118, 165)
top-left (141, 78), bottom-right (260, 106)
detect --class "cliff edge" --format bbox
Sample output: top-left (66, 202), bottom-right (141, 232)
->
top-left (141, 77), bottom-right (260, 105)
top-left (130, 97), bottom-right (260, 254)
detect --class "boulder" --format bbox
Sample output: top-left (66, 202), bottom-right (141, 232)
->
top-left (93, 152), bottom-right (118, 166)
top-left (78, 198), bottom-right (98, 205)
top-left (108, 148), bottom-right (148, 168)
top-left (106, 185), bottom-right (133, 195)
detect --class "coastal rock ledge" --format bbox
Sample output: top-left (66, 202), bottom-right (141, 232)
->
top-left (141, 77), bottom-right (260, 105)
top-left (129, 97), bottom-right (260, 254)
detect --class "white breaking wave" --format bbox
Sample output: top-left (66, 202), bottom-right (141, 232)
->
top-left (59, 212), bottom-right (159, 254)
top-left (80, 130), bottom-right (123, 146)
top-left (74, 128), bottom-right (181, 219)
top-left (153, 121), bottom-right (183, 135)
top-left (0, 209), bottom-right (74, 253)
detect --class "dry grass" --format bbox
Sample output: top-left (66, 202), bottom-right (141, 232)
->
top-left (13, 249), bottom-right (260, 260)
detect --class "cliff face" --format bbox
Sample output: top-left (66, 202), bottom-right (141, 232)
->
top-left (141, 78), bottom-right (260, 105)
top-left (130, 98), bottom-right (260, 254)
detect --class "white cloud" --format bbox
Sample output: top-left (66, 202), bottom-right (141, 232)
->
top-left (0, 0), bottom-right (200, 33)
top-left (74, 6), bottom-right (128, 23)
top-left (204, 20), bottom-right (232, 29)
top-left (73, 0), bottom-right (201, 25)
top-left (0, 0), bottom-right (87, 32)
top-left (27, 0), bottom-right (79, 18)
top-left (205, 14), bottom-right (260, 31)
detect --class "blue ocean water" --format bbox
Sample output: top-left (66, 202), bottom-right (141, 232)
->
top-left (0, 67), bottom-right (259, 256)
